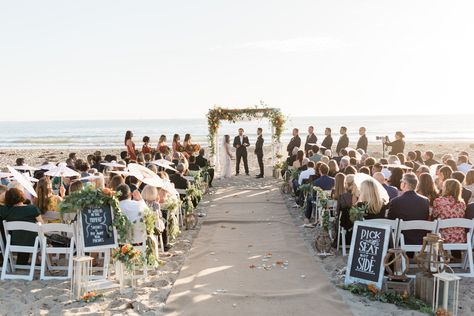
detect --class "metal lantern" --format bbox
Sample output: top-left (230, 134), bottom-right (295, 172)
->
top-left (384, 248), bottom-right (410, 281)
top-left (432, 272), bottom-right (460, 316)
top-left (415, 233), bottom-right (450, 274)
top-left (71, 256), bottom-right (93, 300)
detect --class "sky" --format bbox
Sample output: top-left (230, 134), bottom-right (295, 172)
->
top-left (1, 0), bottom-right (473, 121)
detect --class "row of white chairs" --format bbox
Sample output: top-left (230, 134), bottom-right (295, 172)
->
top-left (337, 217), bottom-right (474, 277)
top-left (0, 221), bottom-right (75, 281)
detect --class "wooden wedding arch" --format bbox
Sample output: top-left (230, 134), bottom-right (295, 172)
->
top-left (206, 105), bottom-right (286, 172)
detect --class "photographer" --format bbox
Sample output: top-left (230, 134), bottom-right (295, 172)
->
top-left (384, 131), bottom-right (405, 155)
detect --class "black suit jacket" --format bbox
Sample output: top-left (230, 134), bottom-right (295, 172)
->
top-left (462, 188), bottom-right (472, 206)
top-left (304, 133), bottom-right (317, 152)
top-left (465, 203), bottom-right (474, 220)
top-left (336, 134), bottom-right (349, 155)
top-left (356, 135), bottom-right (368, 152)
top-left (387, 191), bottom-right (430, 245)
top-left (321, 135), bottom-right (333, 151)
top-left (255, 135), bottom-right (264, 155)
top-left (286, 135), bottom-right (301, 155)
top-left (170, 173), bottom-right (189, 190)
top-left (233, 135), bottom-right (249, 153)
top-left (196, 155), bottom-right (208, 168)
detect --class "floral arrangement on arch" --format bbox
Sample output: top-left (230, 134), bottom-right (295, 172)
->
top-left (206, 104), bottom-right (286, 156)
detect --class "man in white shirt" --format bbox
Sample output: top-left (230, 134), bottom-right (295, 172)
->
top-left (298, 161), bottom-right (316, 185)
top-left (116, 184), bottom-right (147, 244)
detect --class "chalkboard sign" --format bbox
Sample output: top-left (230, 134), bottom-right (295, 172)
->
top-left (345, 221), bottom-right (390, 289)
top-left (79, 205), bottom-right (118, 251)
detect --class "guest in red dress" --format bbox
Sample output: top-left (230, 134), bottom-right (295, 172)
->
top-left (125, 130), bottom-right (137, 161)
top-left (432, 179), bottom-right (466, 243)
top-left (142, 136), bottom-right (152, 155)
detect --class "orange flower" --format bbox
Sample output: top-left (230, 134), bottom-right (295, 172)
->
top-left (121, 245), bottom-right (128, 254)
top-left (367, 283), bottom-right (378, 294)
top-left (102, 188), bottom-right (113, 196)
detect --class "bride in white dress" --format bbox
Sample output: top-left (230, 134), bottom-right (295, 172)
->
top-left (222, 134), bottom-right (233, 178)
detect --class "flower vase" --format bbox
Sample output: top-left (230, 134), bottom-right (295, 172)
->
top-left (115, 261), bottom-right (136, 293)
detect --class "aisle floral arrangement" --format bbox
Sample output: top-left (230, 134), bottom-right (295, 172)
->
top-left (112, 244), bottom-right (145, 271)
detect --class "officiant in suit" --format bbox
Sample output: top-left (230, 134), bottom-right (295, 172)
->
top-left (255, 127), bottom-right (264, 178)
top-left (233, 128), bottom-right (250, 175)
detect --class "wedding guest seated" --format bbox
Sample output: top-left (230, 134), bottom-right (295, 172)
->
top-left (126, 175), bottom-right (141, 193)
top-left (34, 177), bottom-right (63, 222)
top-left (407, 151), bottom-right (421, 171)
top-left (432, 179), bottom-right (466, 243)
top-left (108, 174), bottom-right (125, 191)
top-left (436, 165), bottom-right (453, 191)
top-left (387, 173), bottom-right (430, 245)
top-left (188, 155), bottom-right (200, 171)
top-left (371, 163), bottom-right (383, 175)
top-left (309, 145), bottom-right (322, 162)
top-left (358, 179), bottom-right (388, 219)
top-left (445, 159), bottom-right (458, 172)
top-left (415, 165), bottom-right (430, 178)
top-left (328, 160), bottom-right (339, 177)
top-left (0, 185), bottom-right (7, 205)
top-left (116, 184), bottom-right (147, 244)
top-left (416, 173), bottom-right (439, 206)
top-left (313, 163), bottom-right (335, 190)
top-left (337, 174), bottom-right (358, 242)
top-left (196, 148), bottom-right (214, 187)
top-left (457, 155), bottom-right (472, 174)
top-left (397, 153), bottom-right (406, 164)
top-left (170, 163), bottom-right (190, 197)
top-left (465, 170), bottom-right (474, 204)
top-left (388, 167), bottom-right (404, 190)
top-left (423, 150), bottom-right (439, 166)
top-left (298, 161), bottom-right (315, 185)
top-left (359, 166), bottom-right (371, 175)
top-left (69, 180), bottom-right (84, 193)
top-left (451, 171), bottom-right (472, 205)
top-left (465, 202), bottom-right (474, 220)
top-left (292, 150), bottom-right (308, 170)
top-left (0, 188), bottom-right (43, 265)
top-left (344, 165), bottom-right (357, 175)
top-left (373, 172), bottom-right (398, 201)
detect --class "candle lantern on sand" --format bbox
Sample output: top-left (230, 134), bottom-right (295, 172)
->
top-left (415, 233), bottom-right (450, 274)
top-left (432, 272), bottom-right (460, 316)
top-left (71, 256), bottom-right (93, 300)
top-left (383, 248), bottom-right (414, 294)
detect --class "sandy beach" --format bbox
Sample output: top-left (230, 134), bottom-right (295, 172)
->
top-left (1, 141), bottom-right (473, 168)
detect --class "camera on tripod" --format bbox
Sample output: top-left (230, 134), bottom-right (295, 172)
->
top-left (376, 136), bottom-right (388, 141)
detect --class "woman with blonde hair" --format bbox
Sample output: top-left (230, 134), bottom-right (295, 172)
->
top-left (432, 179), bottom-right (466, 243)
top-left (336, 174), bottom-right (358, 244)
top-left (34, 177), bottom-right (63, 221)
top-left (157, 135), bottom-right (170, 156)
top-left (358, 180), bottom-right (387, 218)
top-left (332, 173), bottom-right (346, 201)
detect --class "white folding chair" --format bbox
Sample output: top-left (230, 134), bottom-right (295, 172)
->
top-left (436, 218), bottom-right (474, 277)
top-left (39, 223), bottom-right (76, 280)
top-left (364, 218), bottom-right (399, 246)
top-left (336, 216), bottom-right (350, 256)
top-left (1, 221), bottom-right (41, 281)
top-left (0, 230), bottom-right (15, 273)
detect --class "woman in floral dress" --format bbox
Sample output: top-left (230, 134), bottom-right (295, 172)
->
top-left (432, 179), bottom-right (466, 243)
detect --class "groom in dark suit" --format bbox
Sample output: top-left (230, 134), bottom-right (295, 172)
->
top-left (255, 127), bottom-right (264, 178)
top-left (233, 128), bottom-right (250, 175)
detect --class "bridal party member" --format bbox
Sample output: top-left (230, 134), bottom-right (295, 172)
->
top-left (157, 135), bottom-right (170, 156)
top-left (304, 126), bottom-right (317, 155)
top-left (255, 127), bottom-right (264, 178)
top-left (125, 130), bottom-right (137, 161)
top-left (142, 136), bottom-right (152, 155)
top-left (172, 134), bottom-right (182, 157)
top-left (286, 128), bottom-right (301, 156)
top-left (233, 128), bottom-right (250, 176)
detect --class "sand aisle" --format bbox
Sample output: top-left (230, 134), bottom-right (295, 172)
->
top-left (164, 176), bottom-right (352, 316)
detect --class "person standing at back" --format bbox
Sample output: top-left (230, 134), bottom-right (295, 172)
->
top-left (321, 127), bottom-right (333, 152)
top-left (233, 128), bottom-right (250, 175)
top-left (125, 130), bottom-right (137, 161)
top-left (255, 127), bottom-right (264, 178)
top-left (385, 131), bottom-right (406, 155)
top-left (356, 127), bottom-right (368, 153)
top-left (336, 126), bottom-right (349, 156)
top-left (304, 126), bottom-right (317, 155)
top-left (286, 128), bottom-right (301, 156)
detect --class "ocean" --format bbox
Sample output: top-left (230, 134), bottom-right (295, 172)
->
top-left (0, 115), bottom-right (473, 149)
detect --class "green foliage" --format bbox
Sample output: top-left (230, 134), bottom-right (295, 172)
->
top-left (343, 284), bottom-right (433, 314)
top-left (162, 195), bottom-right (181, 241)
top-left (59, 186), bottom-right (132, 244)
top-left (112, 244), bottom-right (145, 271)
top-left (349, 202), bottom-right (369, 223)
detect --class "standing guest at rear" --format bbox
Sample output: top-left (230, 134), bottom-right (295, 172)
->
top-left (336, 126), bottom-right (349, 156)
top-left (304, 126), bottom-right (317, 155)
top-left (384, 131), bottom-right (405, 155)
top-left (356, 127), bottom-right (368, 153)
top-left (286, 128), bottom-right (301, 156)
top-left (387, 173), bottom-right (430, 245)
top-left (321, 127), bottom-right (333, 152)
top-left (432, 179), bottom-right (466, 243)
top-left (125, 130), bottom-right (137, 161)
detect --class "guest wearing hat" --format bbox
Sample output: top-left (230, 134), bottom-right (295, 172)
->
top-left (384, 131), bottom-right (405, 155)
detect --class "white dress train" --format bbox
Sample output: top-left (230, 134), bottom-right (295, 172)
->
top-left (222, 143), bottom-right (232, 178)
